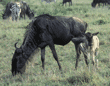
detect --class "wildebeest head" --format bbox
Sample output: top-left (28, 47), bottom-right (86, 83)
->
top-left (91, 2), bottom-right (96, 7)
top-left (85, 32), bottom-right (99, 46)
top-left (2, 2), bottom-right (14, 19)
top-left (11, 42), bottom-right (26, 76)
top-left (2, 14), bottom-right (7, 19)
top-left (28, 11), bottom-right (34, 19)
top-left (26, 6), bottom-right (34, 19)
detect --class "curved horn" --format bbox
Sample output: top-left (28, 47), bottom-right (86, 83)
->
top-left (15, 42), bottom-right (18, 49)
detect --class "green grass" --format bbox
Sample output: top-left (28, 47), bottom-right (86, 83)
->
top-left (0, 0), bottom-right (110, 86)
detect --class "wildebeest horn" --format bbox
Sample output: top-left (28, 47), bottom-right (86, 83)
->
top-left (15, 42), bottom-right (18, 49)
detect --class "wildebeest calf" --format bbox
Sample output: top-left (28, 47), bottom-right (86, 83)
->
top-left (63, 0), bottom-right (72, 6)
top-left (80, 32), bottom-right (99, 68)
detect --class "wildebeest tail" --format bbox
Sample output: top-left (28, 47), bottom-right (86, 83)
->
top-left (72, 36), bottom-right (88, 45)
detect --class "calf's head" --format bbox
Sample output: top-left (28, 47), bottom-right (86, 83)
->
top-left (85, 32), bottom-right (99, 46)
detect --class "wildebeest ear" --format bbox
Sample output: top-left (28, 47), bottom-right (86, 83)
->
top-left (72, 36), bottom-right (87, 44)
top-left (92, 32), bottom-right (99, 36)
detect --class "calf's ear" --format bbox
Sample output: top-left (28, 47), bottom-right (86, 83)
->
top-left (92, 32), bottom-right (99, 36)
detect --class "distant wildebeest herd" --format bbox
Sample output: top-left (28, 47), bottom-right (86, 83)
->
top-left (1, 0), bottom-right (104, 76)
top-left (2, 1), bottom-right (34, 21)
top-left (2, 0), bottom-right (110, 21)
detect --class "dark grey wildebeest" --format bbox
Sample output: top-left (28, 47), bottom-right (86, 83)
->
top-left (11, 14), bottom-right (89, 76)
top-left (91, 0), bottom-right (110, 7)
top-left (63, 0), bottom-right (72, 6)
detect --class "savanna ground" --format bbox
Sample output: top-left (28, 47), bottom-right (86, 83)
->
top-left (0, 0), bottom-right (110, 86)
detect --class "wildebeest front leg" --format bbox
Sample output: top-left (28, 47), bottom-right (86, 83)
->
top-left (41, 48), bottom-right (45, 69)
top-left (49, 42), bottom-right (62, 70)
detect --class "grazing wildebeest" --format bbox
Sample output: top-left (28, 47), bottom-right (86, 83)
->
top-left (63, 0), bottom-right (72, 6)
top-left (91, 0), bottom-right (110, 7)
top-left (79, 32), bottom-right (99, 68)
top-left (20, 1), bottom-right (34, 19)
top-left (41, 0), bottom-right (56, 4)
top-left (11, 14), bottom-right (89, 76)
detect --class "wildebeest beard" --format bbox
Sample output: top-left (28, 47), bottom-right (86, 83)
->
top-left (11, 14), bottom-right (88, 76)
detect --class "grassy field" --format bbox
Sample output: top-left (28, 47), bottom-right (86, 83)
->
top-left (0, 0), bottom-right (110, 86)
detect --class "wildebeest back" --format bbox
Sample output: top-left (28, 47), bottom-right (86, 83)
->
top-left (33, 15), bottom-right (87, 45)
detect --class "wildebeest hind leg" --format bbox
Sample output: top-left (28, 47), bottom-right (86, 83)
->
top-left (49, 42), bottom-right (62, 70)
top-left (83, 54), bottom-right (89, 68)
top-left (74, 44), bottom-right (81, 70)
top-left (80, 45), bottom-right (89, 67)
top-left (41, 48), bottom-right (45, 69)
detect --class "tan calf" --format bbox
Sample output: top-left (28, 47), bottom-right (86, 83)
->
top-left (88, 35), bottom-right (99, 68)
top-left (79, 32), bottom-right (99, 69)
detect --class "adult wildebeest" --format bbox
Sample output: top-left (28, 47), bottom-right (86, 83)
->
top-left (20, 1), bottom-right (34, 19)
top-left (11, 14), bottom-right (89, 76)
top-left (80, 32), bottom-right (99, 68)
top-left (41, 0), bottom-right (56, 4)
top-left (63, 0), bottom-right (72, 6)
top-left (91, 0), bottom-right (110, 7)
